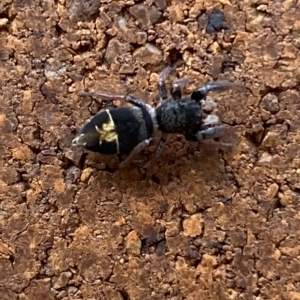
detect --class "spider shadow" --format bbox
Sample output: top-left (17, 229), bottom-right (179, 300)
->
top-left (82, 127), bottom-right (240, 197)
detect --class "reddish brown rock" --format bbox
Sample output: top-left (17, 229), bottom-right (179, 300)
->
top-left (125, 231), bottom-right (141, 256)
top-left (0, 1), bottom-right (299, 299)
top-left (133, 43), bottom-right (163, 65)
top-left (183, 214), bottom-right (203, 237)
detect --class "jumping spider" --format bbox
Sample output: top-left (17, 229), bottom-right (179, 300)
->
top-left (72, 66), bottom-right (241, 167)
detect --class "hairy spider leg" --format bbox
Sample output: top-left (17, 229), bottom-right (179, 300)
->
top-left (80, 90), bottom-right (127, 101)
top-left (154, 132), bottom-right (168, 158)
top-left (125, 93), bottom-right (168, 167)
top-left (196, 125), bottom-right (226, 141)
top-left (171, 77), bottom-right (190, 99)
top-left (196, 127), bottom-right (233, 148)
top-left (157, 66), bottom-right (174, 103)
top-left (125, 96), bottom-right (148, 108)
top-left (145, 132), bottom-right (169, 180)
top-left (119, 138), bottom-right (153, 169)
top-left (191, 81), bottom-right (243, 102)
top-left (80, 91), bottom-right (150, 110)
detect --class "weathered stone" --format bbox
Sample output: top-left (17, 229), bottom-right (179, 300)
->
top-left (183, 214), bottom-right (203, 237)
top-left (133, 43), bottom-right (163, 65)
top-left (80, 167), bottom-right (93, 183)
top-left (0, 18), bottom-right (8, 28)
top-left (125, 231), bottom-right (141, 256)
top-left (52, 271), bottom-right (72, 289)
top-left (261, 131), bottom-right (279, 149)
top-left (266, 183), bottom-right (279, 199)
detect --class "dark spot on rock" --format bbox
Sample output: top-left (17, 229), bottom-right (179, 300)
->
top-left (40, 83), bottom-right (57, 103)
top-left (206, 8), bottom-right (227, 33)
top-left (221, 58), bottom-right (239, 73)
top-left (34, 62), bottom-right (45, 69)
top-left (167, 48), bottom-right (183, 65)
top-left (245, 123), bottom-right (266, 146)
top-left (54, 24), bottom-right (64, 36)
top-left (33, 30), bottom-right (43, 39)
top-left (151, 174), bottom-right (160, 184)
top-left (156, 240), bottom-right (166, 256)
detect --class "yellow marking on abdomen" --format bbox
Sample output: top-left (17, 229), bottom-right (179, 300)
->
top-left (95, 110), bottom-right (119, 152)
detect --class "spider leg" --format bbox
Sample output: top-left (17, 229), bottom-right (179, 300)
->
top-left (119, 138), bottom-right (153, 169)
top-left (195, 125), bottom-right (226, 141)
top-left (125, 96), bottom-right (148, 108)
top-left (154, 132), bottom-right (168, 158)
top-left (157, 66), bottom-right (174, 103)
top-left (196, 125), bottom-right (233, 148)
top-left (171, 77), bottom-right (190, 99)
top-left (191, 81), bottom-right (243, 102)
top-left (81, 91), bottom-right (149, 110)
top-left (144, 133), bottom-right (168, 178)
top-left (80, 91), bottom-right (127, 101)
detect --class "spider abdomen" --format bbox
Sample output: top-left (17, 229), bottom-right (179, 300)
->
top-left (113, 107), bottom-right (154, 154)
top-left (72, 106), bottom-right (154, 155)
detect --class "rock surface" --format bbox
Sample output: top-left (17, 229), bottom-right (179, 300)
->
top-left (1, 0), bottom-right (300, 299)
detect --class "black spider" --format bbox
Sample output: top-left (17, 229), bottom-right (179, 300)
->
top-left (72, 66), bottom-right (241, 167)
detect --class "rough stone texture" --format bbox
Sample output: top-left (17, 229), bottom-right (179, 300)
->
top-left (0, 0), bottom-right (300, 299)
